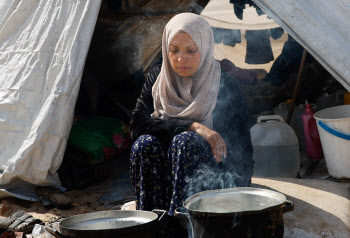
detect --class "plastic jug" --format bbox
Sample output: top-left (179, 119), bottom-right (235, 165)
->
top-left (295, 103), bottom-right (316, 151)
top-left (273, 100), bottom-right (299, 142)
top-left (250, 115), bottom-right (300, 177)
top-left (302, 101), bottom-right (323, 159)
top-left (273, 101), bottom-right (298, 128)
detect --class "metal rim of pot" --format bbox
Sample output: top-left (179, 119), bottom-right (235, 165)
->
top-left (175, 187), bottom-right (294, 217)
top-left (46, 209), bottom-right (167, 238)
top-left (174, 187), bottom-right (294, 238)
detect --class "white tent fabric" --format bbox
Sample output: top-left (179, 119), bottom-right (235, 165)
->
top-left (0, 0), bottom-right (101, 200)
top-left (252, 0), bottom-right (350, 91)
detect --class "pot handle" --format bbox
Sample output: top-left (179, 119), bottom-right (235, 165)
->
top-left (174, 207), bottom-right (189, 229)
top-left (45, 226), bottom-right (65, 238)
top-left (257, 115), bottom-right (285, 123)
top-left (152, 209), bottom-right (167, 222)
top-left (282, 200), bottom-right (294, 213)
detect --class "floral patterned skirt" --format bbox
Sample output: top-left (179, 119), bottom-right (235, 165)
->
top-left (130, 131), bottom-right (212, 215)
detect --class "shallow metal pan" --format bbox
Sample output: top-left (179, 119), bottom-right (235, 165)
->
top-left (47, 210), bottom-right (166, 238)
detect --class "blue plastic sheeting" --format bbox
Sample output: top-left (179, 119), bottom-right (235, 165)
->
top-left (100, 171), bottom-right (134, 207)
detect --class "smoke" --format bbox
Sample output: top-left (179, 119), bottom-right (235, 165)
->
top-left (181, 162), bottom-right (246, 238)
top-left (183, 162), bottom-right (243, 199)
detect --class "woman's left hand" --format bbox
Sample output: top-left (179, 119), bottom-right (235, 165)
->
top-left (188, 122), bottom-right (227, 163)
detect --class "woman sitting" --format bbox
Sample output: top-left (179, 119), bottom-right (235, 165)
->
top-left (130, 13), bottom-right (254, 216)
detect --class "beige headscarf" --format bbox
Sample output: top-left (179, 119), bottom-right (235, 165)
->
top-left (151, 13), bottom-right (221, 129)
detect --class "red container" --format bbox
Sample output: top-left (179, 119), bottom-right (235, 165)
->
top-left (302, 102), bottom-right (323, 159)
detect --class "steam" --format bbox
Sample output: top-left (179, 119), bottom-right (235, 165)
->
top-left (184, 162), bottom-right (243, 199)
top-left (182, 163), bottom-right (243, 238)
top-left (182, 148), bottom-right (249, 237)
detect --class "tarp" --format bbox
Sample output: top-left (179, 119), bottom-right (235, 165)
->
top-left (0, 0), bottom-right (102, 200)
top-left (252, 0), bottom-right (350, 91)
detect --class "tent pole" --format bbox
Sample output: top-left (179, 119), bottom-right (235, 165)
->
top-left (287, 49), bottom-right (308, 124)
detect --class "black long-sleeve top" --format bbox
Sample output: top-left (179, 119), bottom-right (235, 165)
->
top-left (130, 64), bottom-right (254, 185)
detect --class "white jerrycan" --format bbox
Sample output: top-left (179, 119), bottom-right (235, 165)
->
top-left (250, 115), bottom-right (300, 177)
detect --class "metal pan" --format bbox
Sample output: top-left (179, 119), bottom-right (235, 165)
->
top-left (46, 209), bottom-right (166, 238)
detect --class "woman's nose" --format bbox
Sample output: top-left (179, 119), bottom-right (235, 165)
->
top-left (178, 53), bottom-right (186, 62)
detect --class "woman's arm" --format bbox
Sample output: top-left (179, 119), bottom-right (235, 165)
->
top-left (130, 65), bottom-right (193, 145)
top-left (188, 122), bottom-right (227, 163)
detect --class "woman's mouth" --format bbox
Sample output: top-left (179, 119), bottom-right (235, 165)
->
top-left (178, 67), bottom-right (190, 72)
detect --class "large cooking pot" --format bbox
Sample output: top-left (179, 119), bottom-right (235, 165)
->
top-left (46, 209), bottom-right (166, 238)
top-left (175, 187), bottom-right (294, 238)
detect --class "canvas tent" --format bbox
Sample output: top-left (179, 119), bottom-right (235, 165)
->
top-left (0, 0), bottom-right (350, 201)
top-left (0, 0), bottom-right (102, 199)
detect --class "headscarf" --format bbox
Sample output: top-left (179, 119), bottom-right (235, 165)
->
top-left (151, 13), bottom-right (221, 129)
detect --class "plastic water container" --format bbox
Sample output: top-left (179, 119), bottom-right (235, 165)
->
top-left (273, 101), bottom-right (298, 130)
top-left (273, 101), bottom-right (308, 149)
top-left (250, 115), bottom-right (300, 177)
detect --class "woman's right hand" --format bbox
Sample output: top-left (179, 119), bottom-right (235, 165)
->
top-left (188, 122), bottom-right (227, 163)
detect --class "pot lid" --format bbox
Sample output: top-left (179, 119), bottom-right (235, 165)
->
top-left (183, 187), bottom-right (286, 214)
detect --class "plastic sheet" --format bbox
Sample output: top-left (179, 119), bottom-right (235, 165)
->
top-left (0, 0), bottom-right (102, 199)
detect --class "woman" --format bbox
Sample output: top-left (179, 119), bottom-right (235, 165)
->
top-left (130, 13), bottom-right (254, 216)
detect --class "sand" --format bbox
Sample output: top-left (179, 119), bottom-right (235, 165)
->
top-left (0, 182), bottom-right (114, 223)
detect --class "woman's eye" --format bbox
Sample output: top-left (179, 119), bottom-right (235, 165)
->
top-left (188, 49), bottom-right (197, 54)
top-left (170, 50), bottom-right (178, 53)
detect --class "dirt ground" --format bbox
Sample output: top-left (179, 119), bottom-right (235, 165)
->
top-left (252, 177), bottom-right (350, 238)
top-left (1, 176), bottom-right (348, 238)
top-left (0, 182), bottom-right (115, 223)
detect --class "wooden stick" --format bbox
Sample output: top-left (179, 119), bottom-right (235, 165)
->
top-left (287, 49), bottom-right (308, 124)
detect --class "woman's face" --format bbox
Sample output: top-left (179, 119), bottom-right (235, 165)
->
top-left (168, 32), bottom-right (201, 77)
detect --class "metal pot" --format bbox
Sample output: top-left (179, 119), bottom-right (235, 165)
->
top-left (46, 209), bottom-right (166, 238)
top-left (174, 187), bottom-right (294, 238)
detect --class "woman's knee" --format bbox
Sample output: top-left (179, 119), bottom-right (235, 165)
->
top-left (130, 134), bottom-right (162, 159)
top-left (171, 131), bottom-right (210, 152)
top-left (132, 134), bottom-right (159, 149)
